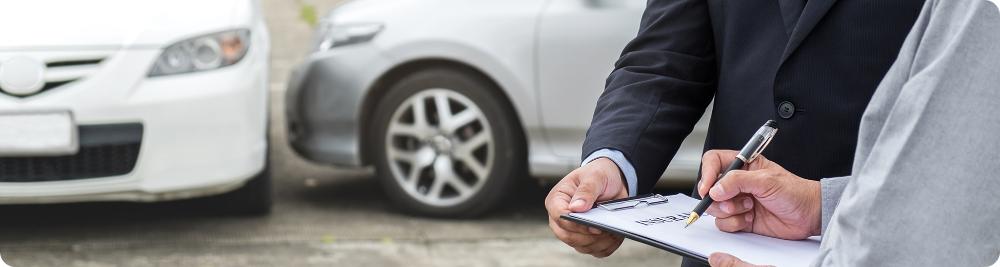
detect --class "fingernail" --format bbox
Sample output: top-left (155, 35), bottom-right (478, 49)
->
top-left (571, 199), bottom-right (586, 208)
top-left (743, 198), bottom-right (753, 209)
top-left (710, 184), bottom-right (725, 197)
top-left (720, 201), bottom-right (732, 213)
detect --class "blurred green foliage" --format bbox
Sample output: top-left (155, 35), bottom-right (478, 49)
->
top-left (300, 3), bottom-right (318, 27)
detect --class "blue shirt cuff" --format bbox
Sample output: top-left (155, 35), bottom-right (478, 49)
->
top-left (582, 149), bottom-right (638, 197)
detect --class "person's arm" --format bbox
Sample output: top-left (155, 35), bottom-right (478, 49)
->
top-left (813, 1), bottom-right (1000, 266)
top-left (582, 0), bottom-right (717, 195)
top-left (546, 0), bottom-right (717, 258)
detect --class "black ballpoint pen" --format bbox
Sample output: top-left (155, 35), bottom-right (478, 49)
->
top-left (683, 120), bottom-right (779, 228)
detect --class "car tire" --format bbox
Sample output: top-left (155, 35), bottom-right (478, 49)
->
top-left (212, 153), bottom-right (273, 216)
top-left (371, 68), bottom-right (525, 218)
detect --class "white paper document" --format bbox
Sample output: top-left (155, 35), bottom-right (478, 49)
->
top-left (565, 194), bottom-right (820, 267)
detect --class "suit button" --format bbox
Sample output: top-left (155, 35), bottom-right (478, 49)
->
top-left (778, 101), bottom-right (795, 119)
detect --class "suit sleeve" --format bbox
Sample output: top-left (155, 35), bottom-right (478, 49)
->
top-left (582, 0), bottom-right (717, 194)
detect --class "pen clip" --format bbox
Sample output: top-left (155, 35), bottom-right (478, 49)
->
top-left (748, 125), bottom-right (778, 163)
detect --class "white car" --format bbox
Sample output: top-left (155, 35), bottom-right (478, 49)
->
top-left (286, 0), bottom-right (709, 217)
top-left (0, 0), bottom-right (272, 214)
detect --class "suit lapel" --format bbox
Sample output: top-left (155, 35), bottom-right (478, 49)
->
top-left (780, 0), bottom-right (838, 65)
top-left (778, 0), bottom-right (806, 37)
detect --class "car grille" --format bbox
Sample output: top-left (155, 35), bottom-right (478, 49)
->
top-left (38, 57), bottom-right (105, 94)
top-left (0, 54), bottom-right (107, 97)
top-left (0, 123), bottom-right (142, 182)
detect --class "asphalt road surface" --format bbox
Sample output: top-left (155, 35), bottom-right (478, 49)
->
top-left (0, 1), bottom-right (684, 266)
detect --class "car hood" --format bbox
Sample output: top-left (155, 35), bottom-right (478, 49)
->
top-left (0, 0), bottom-right (253, 49)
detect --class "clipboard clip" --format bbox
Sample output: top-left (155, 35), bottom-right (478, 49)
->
top-left (596, 194), bottom-right (669, 211)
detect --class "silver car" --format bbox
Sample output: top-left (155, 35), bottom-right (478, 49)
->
top-left (285, 0), bottom-right (709, 217)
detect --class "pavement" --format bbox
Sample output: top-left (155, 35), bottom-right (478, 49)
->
top-left (0, 1), bottom-right (684, 266)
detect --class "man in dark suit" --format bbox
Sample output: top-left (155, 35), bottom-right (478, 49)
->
top-left (544, 0), bottom-right (926, 265)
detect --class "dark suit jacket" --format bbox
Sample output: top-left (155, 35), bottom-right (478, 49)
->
top-left (583, 0), bottom-right (925, 194)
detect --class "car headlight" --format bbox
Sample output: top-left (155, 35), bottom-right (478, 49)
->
top-left (313, 21), bottom-right (383, 52)
top-left (149, 29), bottom-right (251, 77)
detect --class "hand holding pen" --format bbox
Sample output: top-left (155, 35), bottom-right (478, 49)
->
top-left (684, 121), bottom-right (824, 240)
top-left (685, 120), bottom-right (779, 228)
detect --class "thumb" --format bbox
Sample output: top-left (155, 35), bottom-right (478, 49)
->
top-left (709, 170), bottom-right (776, 201)
top-left (709, 252), bottom-right (760, 267)
top-left (568, 172), bottom-right (608, 212)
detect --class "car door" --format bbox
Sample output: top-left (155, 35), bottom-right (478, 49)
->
top-left (536, 0), bottom-right (710, 181)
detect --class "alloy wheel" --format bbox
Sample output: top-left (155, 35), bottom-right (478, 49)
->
top-left (384, 88), bottom-right (494, 207)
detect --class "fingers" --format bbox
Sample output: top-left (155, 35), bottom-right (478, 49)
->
top-left (707, 195), bottom-right (754, 233)
top-left (706, 195), bottom-right (753, 218)
top-left (544, 178), bottom-right (573, 217)
top-left (555, 216), bottom-right (599, 235)
top-left (709, 252), bottom-right (767, 267)
top-left (568, 158), bottom-right (625, 213)
top-left (709, 169), bottom-right (777, 201)
top-left (550, 219), bottom-right (598, 247)
top-left (699, 150), bottom-right (740, 198)
top-left (547, 197), bottom-right (593, 235)
top-left (545, 174), bottom-right (593, 235)
top-left (715, 212), bottom-right (753, 233)
top-left (573, 234), bottom-right (624, 258)
top-left (708, 252), bottom-right (741, 267)
top-left (590, 236), bottom-right (624, 258)
top-left (551, 219), bottom-right (623, 257)
top-left (546, 160), bottom-right (630, 257)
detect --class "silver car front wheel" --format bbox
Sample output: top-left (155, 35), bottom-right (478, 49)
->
top-left (372, 68), bottom-right (524, 217)
top-left (385, 89), bottom-right (494, 207)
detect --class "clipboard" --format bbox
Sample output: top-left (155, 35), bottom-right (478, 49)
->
top-left (560, 194), bottom-right (709, 264)
top-left (560, 193), bottom-right (821, 266)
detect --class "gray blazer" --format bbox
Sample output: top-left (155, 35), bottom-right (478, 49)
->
top-left (814, 0), bottom-right (1000, 266)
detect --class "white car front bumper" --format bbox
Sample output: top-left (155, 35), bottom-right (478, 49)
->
top-left (0, 43), bottom-right (269, 204)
